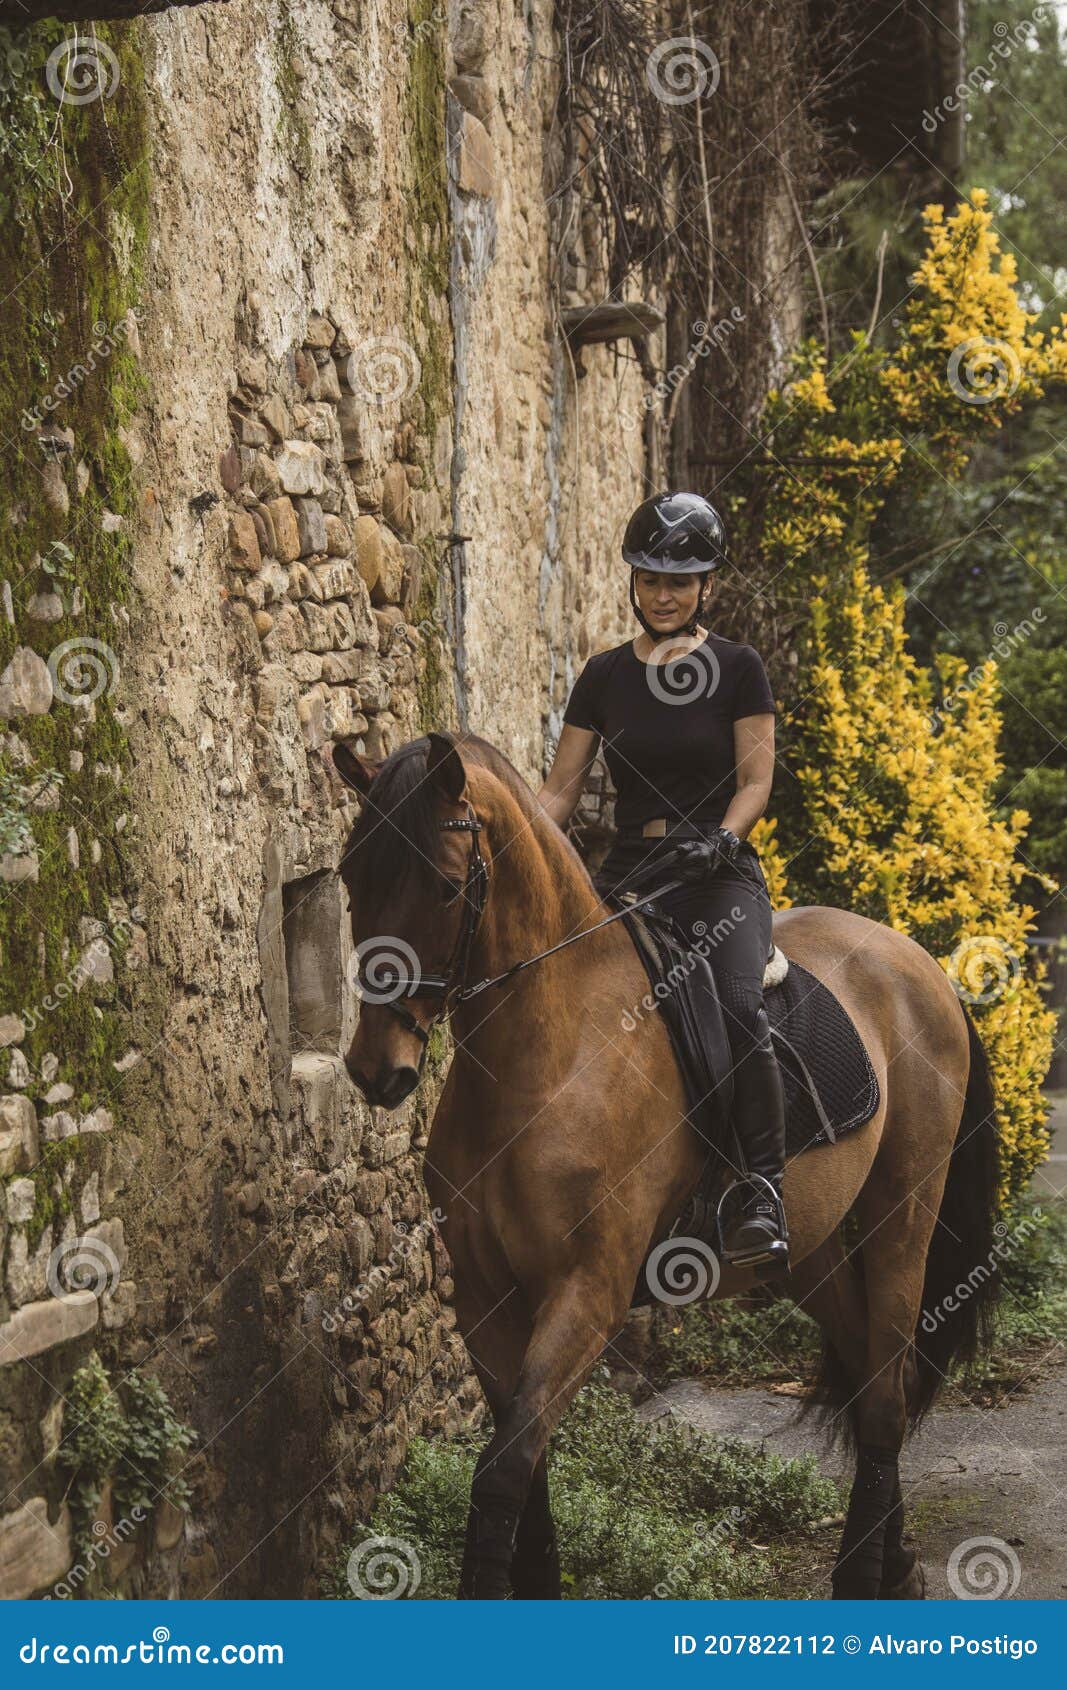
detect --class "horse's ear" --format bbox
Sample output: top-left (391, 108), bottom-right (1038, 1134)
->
top-left (426, 731), bottom-right (467, 802)
top-left (332, 741), bottom-right (380, 796)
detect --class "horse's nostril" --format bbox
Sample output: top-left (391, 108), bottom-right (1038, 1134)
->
top-left (379, 1065), bottom-right (420, 1109)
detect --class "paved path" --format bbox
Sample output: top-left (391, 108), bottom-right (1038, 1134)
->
top-left (640, 1099), bottom-right (1067, 1600)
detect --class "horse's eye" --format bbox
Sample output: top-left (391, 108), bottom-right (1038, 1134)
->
top-left (441, 877), bottom-right (462, 904)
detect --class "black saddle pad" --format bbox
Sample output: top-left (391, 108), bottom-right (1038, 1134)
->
top-left (767, 959), bottom-right (880, 1153)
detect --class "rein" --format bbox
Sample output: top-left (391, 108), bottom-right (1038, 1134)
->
top-left (354, 801), bottom-right (684, 1048)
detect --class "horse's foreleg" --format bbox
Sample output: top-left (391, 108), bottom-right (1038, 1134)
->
top-left (511, 1456), bottom-right (561, 1599)
top-left (464, 1272), bottom-right (627, 1599)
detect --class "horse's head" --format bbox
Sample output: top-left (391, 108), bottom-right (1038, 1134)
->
top-left (334, 731), bottom-right (490, 1110)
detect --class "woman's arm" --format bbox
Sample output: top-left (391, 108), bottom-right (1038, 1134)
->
top-left (534, 724), bottom-right (600, 830)
top-left (722, 713), bottom-right (775, 840)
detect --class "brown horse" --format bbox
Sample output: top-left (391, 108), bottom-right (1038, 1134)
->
top-left (333, 729), bottom-right (998, 1600)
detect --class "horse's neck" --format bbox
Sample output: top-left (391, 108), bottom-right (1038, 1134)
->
top-left (451, 796), bottom-right (614, 1058)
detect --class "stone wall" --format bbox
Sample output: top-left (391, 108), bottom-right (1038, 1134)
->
top-left (1, 0), bottom-right (806, 1599)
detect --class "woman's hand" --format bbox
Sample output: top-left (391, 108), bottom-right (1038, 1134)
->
top-left (534, 724), bottom-right (600, 829)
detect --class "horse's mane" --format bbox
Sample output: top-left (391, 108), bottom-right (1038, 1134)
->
top-left (340, 731), bottom-right (576, 894)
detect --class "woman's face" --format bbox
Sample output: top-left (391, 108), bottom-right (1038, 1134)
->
top-left (633, 569), bottom-right (709, 632)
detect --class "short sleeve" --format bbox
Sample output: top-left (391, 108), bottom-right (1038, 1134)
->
top-left (732, 646), bottom-right (775, 719)
top-left (562, 658), bottom-right (603, 735)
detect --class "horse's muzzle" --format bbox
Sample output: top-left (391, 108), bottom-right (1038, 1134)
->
top-left (345, 1057), bottom-right (421, 1111)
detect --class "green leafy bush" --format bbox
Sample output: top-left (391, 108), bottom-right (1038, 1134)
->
top-left (330, 1376), bottom-right (837, 1600)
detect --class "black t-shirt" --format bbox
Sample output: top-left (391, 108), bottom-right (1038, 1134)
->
top-left (562, 633), bottom-right (775, 830)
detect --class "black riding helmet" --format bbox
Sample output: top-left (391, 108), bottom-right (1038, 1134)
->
top-left (623, 491), bottom-right (728, 639)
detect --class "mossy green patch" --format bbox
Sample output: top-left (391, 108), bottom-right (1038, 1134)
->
top-left (0, 20), bottom-right (149, 1111)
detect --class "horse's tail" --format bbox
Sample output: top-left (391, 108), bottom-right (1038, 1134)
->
top-left (808, 1004), bottom-right (999, 1441)
top-left (909, 1004), bottom-right (1000, 1421)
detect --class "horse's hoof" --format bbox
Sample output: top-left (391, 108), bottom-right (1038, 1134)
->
top-left (879, 1549), bottom-right (926, 1600)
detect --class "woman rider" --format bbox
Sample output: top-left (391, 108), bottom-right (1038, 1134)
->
top-left (534, 490), bottom-right (788, 1270)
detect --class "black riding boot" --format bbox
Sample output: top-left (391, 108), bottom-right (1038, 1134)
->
top-left (720, 1007), bottom-right (789, 1271)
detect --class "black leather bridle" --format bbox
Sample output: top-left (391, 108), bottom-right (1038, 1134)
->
top-left (353, 801), bottom-right (689, 1057)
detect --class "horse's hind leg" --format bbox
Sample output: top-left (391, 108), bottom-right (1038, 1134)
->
top-left (831, 1147), bottom-right (951, 1599)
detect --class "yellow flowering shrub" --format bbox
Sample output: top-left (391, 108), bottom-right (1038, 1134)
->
top-left (743, 195), bottom-right (1060, 1200)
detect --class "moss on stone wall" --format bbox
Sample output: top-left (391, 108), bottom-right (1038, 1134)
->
top-left (0, 21), bottom-right (149, 1110)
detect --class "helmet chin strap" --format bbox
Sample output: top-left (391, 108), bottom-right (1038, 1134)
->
top-left (629, 571), bottom-right (708, 642)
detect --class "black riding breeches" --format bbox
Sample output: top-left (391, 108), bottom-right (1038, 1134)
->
top-left (598, 833), bottom-right (772, 1057)
top-left (597, 831), bottom-right (787, 1186)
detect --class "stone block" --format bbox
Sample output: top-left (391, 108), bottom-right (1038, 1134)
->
top-left (0, 1498), bottom-right (72, 1598)
top-left (337, 396), bottom-right (364, 462)
top-left (4, 1177), bottom-right (36, 1223)
top-left (315, 358), bottom-right (342, 402)
top-left (265, 497), bottom-right (301, 563)
top-left (1, 851), bottom-right (39, 884)
top-left (450, 72), bottom-right (493, 126)
top-left (78, 1106), bottom-right (114, 1136)
top-left (304, 314), bottom-right (336, 350)
top-left (0, 1094), bottom-right (37, 1176)
top-left (303, 601), bottom-right (358, 653)
top-left (353, 515), bottom-right (383, 596)
top-left (0, 1015), bottom-right (26, 1048)
top-left (0, 647), bottom-right (53, 720)
top-left (276, 440), bottom-right (327, 497)
top-left (260, 394), bottom-right (288, 441)
top-left (324, 516), bottom-right (352, 557)
top-left (0, 1291), bottom-right (98, 1366)
top-left (371, 528), bottom-right (405, 607)
top-left (313, 558), bottom-right (357, 601)
top-left (228, 512), bottom-right (261, 572)
top-left (296, 498), bottom-right (328, 557)
top-left (454, 110), bottom-right (495, 197)
top-left (381, 461), bottom-right (412, 537)
top-left (453, 2), bottom-right (490, 71)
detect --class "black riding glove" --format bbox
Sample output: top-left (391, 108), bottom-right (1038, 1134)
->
top-left (660, 829), bottom-right (742, 884)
